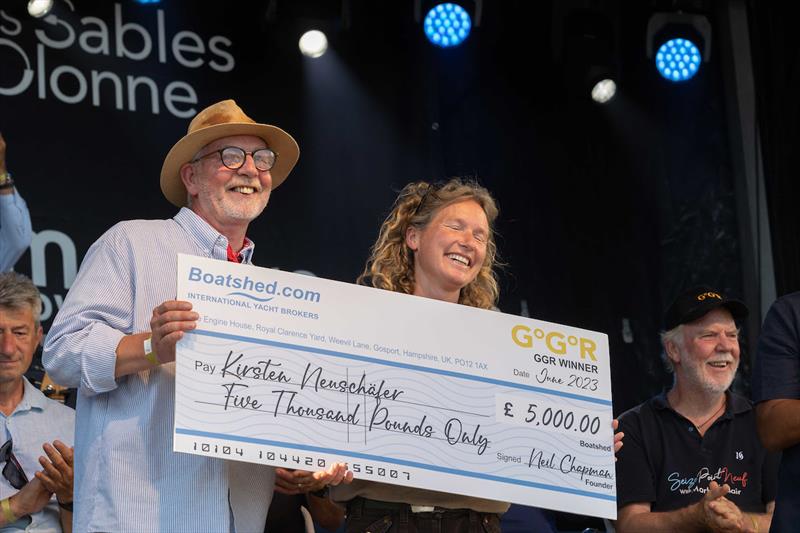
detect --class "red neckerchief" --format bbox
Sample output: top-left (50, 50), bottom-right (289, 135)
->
top-left (226, 237), bottom-right (252, 263)
top-left (226, 245), bottom-right (240, 263)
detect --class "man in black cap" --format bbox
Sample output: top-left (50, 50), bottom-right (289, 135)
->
top-left (615, 286), bottom-right (779, 533)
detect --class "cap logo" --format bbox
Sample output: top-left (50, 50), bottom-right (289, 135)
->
top-left (696, 292), bottom-right (722, 301)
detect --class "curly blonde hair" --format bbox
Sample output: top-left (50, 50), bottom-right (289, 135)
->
top-left (358, 178), bottom-right (500, 309)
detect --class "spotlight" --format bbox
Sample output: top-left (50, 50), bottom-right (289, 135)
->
top-left (554, 5), bottom-right (620, 104)
top-left (646, 12), bottom-right (711, 83)
top-left (27, 0), bottom-right (53, 18)
top-left (415, 1), bottom-right (481, 48)
top-left (655, 38), bottom-right (701, 82)
top-left (423, 3), bottom-right (471, 48)
top-left (591, 79), bottom-right (616, 104)
top-left (299, 30), bottom-right (328, 58)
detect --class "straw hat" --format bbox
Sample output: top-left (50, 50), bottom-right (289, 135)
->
top-left (160, 99), bottom-right (299, 207)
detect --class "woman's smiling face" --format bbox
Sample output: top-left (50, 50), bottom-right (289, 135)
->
top-left (406, 199), bottom-right (489, 303)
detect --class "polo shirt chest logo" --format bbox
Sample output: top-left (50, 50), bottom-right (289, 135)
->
top-left (667, 466), bottom-right (750, 496)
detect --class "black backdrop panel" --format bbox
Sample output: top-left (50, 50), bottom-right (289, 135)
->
top-left (1, 0), bottom-right (744, 414)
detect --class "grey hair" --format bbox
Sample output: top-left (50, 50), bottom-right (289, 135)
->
top-left (659, 324), bottom-right (685, 373)
top-left (0, 272), bottom-right (42, 325)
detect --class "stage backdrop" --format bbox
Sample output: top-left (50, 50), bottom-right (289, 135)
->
top-left (1, 0), bottom-right (745, 414)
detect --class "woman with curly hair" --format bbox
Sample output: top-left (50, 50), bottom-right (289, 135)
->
top-left (330, 177), bottom-right (509, 532)
top-left (327, 178), bottom-right (621, 532)
top-left (358, 178), bottom-right (500, 309)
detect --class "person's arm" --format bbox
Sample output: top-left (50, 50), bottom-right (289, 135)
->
top-left (0, 132), bottom-right (33, 272)
top-left (42, 237), bottom-right (131, 390)
top-left (113, 301), bottom-right (198, 378)
top-left (274, 463), bottom-right (351, 531)
top-left (756, 399), bottom-right (800, 451)
top-left (616, 482), bottom-right (748, 533)
top-left (617, 501), bottom-right (705, 533)
top-left (0, 478), bottom-right (53, 527)
top-left (43, 228), bottom-right (198, 390)
top-left (752, 297), bottom-right (800, 451)
top-left (305, 493), bottom-right (345, 531)
top-left (35, 440), bottom-right (73, 533)
top-left (743, 501), bottom-right (775, 533)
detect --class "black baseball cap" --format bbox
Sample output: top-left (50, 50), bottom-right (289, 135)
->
top-left (663, 285), bottom-right (749, 331)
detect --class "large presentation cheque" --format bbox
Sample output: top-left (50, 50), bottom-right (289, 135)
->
top-left (174, 254), bottom-right (617, 519)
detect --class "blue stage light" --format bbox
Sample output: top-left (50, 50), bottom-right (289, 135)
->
top-left (655, 38), bottom-right (701, 82)
top-left (134, 0), bottom-right (161, 4)
top-left (423, 3), bottom-right (471, 48)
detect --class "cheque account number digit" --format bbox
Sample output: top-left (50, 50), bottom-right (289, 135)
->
top-left (193, 441), bottom-right (244, 457)
top-left (350, 463), bottom-right (411, 481)
top-left (522, 404), bottom-right (601, 435)
top-left (260, 450), bottom-right (327, 469)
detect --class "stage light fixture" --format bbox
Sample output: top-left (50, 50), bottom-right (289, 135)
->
top-left (655, 38), bottom-right (701, 82)
top-left (27, 0), bottom-right (53, 18)
top-left (423, 3), bottom-right (471, 48)
top-left (591, 79), bottom-right (616, 104)
top-left (646, 12), bottom-right (711, 83)
top-left (299, 30), bottom-right (328, 58)
top-left (554, 4), bottom-right (620, 104)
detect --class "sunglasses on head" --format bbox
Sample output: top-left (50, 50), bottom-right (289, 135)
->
top-left (0, 439), bottom-right (28, 490)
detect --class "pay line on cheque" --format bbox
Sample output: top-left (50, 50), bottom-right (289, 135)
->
top-left (186, 329), bottom-right (612, 407)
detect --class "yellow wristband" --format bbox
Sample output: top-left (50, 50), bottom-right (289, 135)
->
top-left (143, 336), bottom-right (159, 366)
top-left (1, 497), bottom-right (17, 523)
top-left (750, 514), bottom-right (759, 533)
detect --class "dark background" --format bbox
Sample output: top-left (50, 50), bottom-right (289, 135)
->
top-left (2, 0), bottom-right (792, 422)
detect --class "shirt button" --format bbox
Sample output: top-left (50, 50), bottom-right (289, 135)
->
top-left (688, 427), bottom-right (694, 432)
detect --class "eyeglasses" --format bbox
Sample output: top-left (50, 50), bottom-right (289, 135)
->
top-left (191, 146), bottom-right (277, 172)
top-left (0, 439), bottom-right (28, 490)
top-left (411, 182), bottom-right (442, 219)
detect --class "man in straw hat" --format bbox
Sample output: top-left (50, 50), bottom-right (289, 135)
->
top-left (43, 100), bottom-right (350, 532)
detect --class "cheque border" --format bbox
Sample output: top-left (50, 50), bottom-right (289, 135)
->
top-left (174, 427), bottom-right (616, 502)
top-left (187, 329), bottom-right (612, 406)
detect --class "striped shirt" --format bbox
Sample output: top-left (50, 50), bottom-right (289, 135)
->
top-left (43, 208), bottom-right (274, 533)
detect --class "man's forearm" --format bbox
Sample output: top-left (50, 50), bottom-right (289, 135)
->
top-left (306, 494), bottom-right (345, 531)
top-left (617, 503), bottom-right (705, 533)
top-left (756, 399), bottom-right (800, 451)
top-left (746, 500), bottom-right (775, 533)
top-left (115, 332), bottom-right (160, 378)
top-left (745, 512), bottom-right (771, 533)
top-left (59, 509), bottom-right (72, 533)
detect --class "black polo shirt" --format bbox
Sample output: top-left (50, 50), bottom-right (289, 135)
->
top-left (616, 391), bottom-right (779, 513)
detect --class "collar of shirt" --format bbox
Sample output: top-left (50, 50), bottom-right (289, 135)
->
top-left (227, 238), bottom-right (254, 263)
top-left (3, 378), bottom-right (47, 444)
top-left (173, 208), bottom-right (255, 264)
top-left (652, 390), bottom-right (752, 420)
top-left (12, 377), bottom-right (48, 415)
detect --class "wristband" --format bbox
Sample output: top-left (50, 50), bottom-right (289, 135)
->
top-left (1, 498), bottom-right (17, 523)
top-left (143, 336), bottom-right (159, 366)
top-left (750, 514), bottom-right (758, 533)
top-left (57, 500), bottom-right (73, 512)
